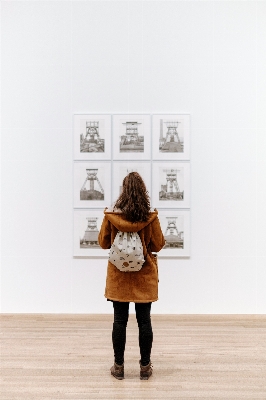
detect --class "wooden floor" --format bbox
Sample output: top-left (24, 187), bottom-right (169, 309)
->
top-left (1, 314), bottom-right (266, 399)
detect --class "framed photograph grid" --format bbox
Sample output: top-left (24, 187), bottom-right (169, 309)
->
top-left (73, 113), bottom-right (191, 257)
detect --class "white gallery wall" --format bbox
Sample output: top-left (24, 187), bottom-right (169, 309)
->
top-left (1, 0), bottom-right (266, 314)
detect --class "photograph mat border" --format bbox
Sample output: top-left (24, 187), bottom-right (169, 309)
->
top-left (73, 160), bottom-right (112, 208)
top-left (73, 113), bottom-right (112, 160)
top-left (152, 161), bottom-right (191, 209)
top-left (157, 209), bottom-right (190, 257)
top-left (152, 113), bottom-right (190, 161)
top-left (112, 114), bottom-right (151, 161)
top-left (73, 209), bottom-right (109, 257)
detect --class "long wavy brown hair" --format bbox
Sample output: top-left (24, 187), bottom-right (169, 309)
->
top-left (114, 172), bottom-right (151, 222)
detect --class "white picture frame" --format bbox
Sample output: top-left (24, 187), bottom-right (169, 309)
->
top-left (157, 209), bottom-right (190, 257)
top-left (112, 162), bottom-right (151, 204)
top-left (73, 161), bottom-right (111, 208)
top-left (152, 114), bottom-right (190, 160)
top-left (113, 114), bottom-right (151, 160)
top-left (152, 162), bottom-right (190, 208)
top-left (73, 209), bottom-right (109, 257)
top-left (73, 114), bottom-right (111, 160)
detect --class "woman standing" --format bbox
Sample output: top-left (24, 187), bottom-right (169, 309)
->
top-left (98, 172), bottom-right (165, 380)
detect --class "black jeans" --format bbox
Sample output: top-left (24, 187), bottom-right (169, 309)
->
top-left (112, 301), bottom-right (153, 366)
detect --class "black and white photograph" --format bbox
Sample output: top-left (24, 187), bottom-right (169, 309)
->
top-left (152, 162), bottom-right (190, 208)
top-left (73, 161), bottom-right (111, 208)
top-left (113, 114), bottom-right (151, 160)
top-left (158, 210), bottom-right (190, 257)
top-left (112, 162), bottom-right (151, 203)
top-left (152, 114), bottom-right (190, 160)
top-left (159, 167), bottom-right (184, 201)
top-left (73, 210), bottom-right (108, 257)
top-left (73, 114), bottom-right (111, 160)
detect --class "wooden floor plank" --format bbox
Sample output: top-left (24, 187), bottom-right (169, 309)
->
top-left (1, 314), bottom-right (265, 399)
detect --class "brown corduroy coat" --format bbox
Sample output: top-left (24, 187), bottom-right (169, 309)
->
top-left (98, 208), bottom-right (165, 303)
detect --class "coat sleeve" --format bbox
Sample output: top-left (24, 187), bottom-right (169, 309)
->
top-left (98, 215), bottom-right (111, 249)
top-left (149, 216), bottom-right (166, 252)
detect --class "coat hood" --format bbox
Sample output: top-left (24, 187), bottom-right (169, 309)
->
top-left (104, 208), bottom-right (158, 233)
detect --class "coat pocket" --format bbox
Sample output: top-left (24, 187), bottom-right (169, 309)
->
top-left (151, 253), bottom-right (159, 282)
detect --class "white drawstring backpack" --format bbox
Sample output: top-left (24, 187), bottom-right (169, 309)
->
top-left (108, 231), bottom-right (145, 272)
